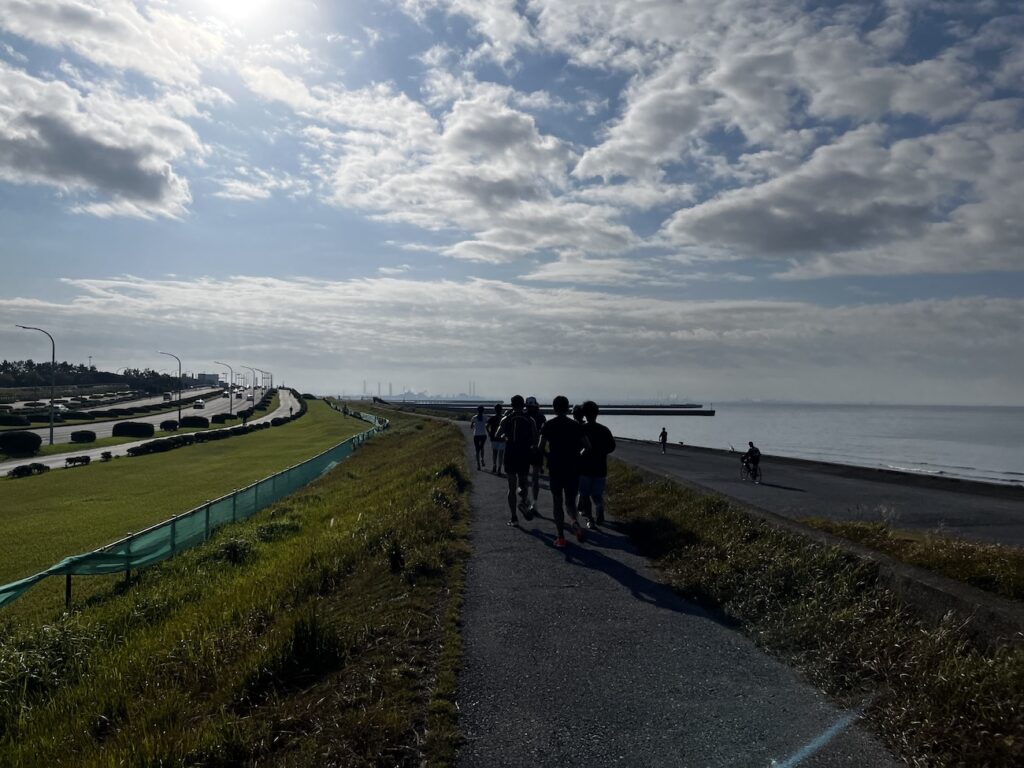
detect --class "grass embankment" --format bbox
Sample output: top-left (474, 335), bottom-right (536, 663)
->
top-left (0, 414), bottom-right (468, 766)
top-left (607, 463), bottom-right (1024, 767)
top-left (0, 401), bottom-right (365, 622)
top-left (801, 518), bottom-right (1024, 603)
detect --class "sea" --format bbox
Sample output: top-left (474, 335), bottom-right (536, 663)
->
top-left (601, 403), bottom-right (1024, 487)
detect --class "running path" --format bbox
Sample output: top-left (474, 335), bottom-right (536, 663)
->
top-left (455, 424), bottom-right (897, 768)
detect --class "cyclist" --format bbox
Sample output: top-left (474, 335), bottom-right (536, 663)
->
top-left (741, 441), bottom-right (761, 481)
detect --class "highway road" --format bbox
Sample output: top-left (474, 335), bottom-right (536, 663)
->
top-left (0, 389), bottom-right (301, 474)
top-left (614, 439), bottom-right (1024, 547)
top-left (13, 388), bottom-right (258, 444)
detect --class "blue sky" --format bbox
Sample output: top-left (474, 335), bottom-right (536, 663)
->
top-left (0, 0), bottom-right (1021, 403)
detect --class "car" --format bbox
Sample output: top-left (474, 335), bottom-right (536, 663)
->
top-left (193, 399), bottom-right (205, 410)
top-left (221, 391), bottom-right (230, 398)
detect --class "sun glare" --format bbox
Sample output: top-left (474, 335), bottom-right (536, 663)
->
top-left (204, 0), bottom-right (273, 23)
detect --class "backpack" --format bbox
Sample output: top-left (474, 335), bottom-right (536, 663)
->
top-left (500, 412), bottom-right (535, 452)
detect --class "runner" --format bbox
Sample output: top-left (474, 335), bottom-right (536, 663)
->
top-left (572, 404), bottom-right (585, 424)
top-left (486, 403), bottom-right (505, 475)
top-left (659, 427), bottom-right (668, 454)
top-left (538, 395), bottom-right (589, 547)
top-left (579, 400), bottom-right (616, 528)
top-left (497, 395), bottom-right (537, 525)
top-left (470, 405), bottom-right (488, 470)
top-left (525, 396), bottom-right (547, 508)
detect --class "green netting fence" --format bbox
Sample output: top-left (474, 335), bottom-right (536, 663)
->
top-left (0, 407), bottom-right (387, 610)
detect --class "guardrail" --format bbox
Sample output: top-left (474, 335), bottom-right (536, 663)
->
top-left (0, 408), bottom-right (388, 611)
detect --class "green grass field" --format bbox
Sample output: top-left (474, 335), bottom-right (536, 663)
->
top-left (0, 400), bottom-right (366, 621)
top-left (0, 412), bottom-right (467, 766)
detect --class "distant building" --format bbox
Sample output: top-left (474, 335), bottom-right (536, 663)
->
top-left (196, 372), bottom-right (220, 386)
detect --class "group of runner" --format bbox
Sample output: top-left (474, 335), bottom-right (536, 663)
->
top-left (470, 396), bottom-right (616, 549)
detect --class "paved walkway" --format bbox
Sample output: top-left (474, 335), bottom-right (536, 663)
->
top-left (455, 425), bottom-right (897, 768)
top-left (614, 440), bottom-right (1024, 547)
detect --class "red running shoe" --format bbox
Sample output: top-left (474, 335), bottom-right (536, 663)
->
top-left (553, 537), bottom-right (567, 548)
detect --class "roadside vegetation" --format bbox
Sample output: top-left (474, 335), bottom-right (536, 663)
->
top-left (0, 413), bottom-right (468, 766)
top-left (607, 463), bottom-right (1023, 767)
top-left (0, 401), bottom-right (366, 622)
top-left (801, 518), bottom-right (1024, 603)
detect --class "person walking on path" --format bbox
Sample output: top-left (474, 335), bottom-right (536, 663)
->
top-left (572, 404), bottom-right (585, 424)
top-left (525, 396), bottom-right (546, 508)
top-left (579, 400), bottom-right (616, 528)
top-left (659, 427), bottom-right (668, 454)
top-left (470, 405), bottom-right (488, 470)
top-left (497, 395), bottom-right (537, 525)
top-left (538, 395), bottom-right (589, 547)
top-left (486, 404), bottom-right (505, 475)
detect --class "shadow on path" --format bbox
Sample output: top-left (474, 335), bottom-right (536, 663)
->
top-left (519, 525), bottom-right (723, 623)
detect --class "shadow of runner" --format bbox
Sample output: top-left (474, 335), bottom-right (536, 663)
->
top-left (520, 526), bottom-right (727, 624)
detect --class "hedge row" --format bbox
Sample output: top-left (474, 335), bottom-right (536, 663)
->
top-left (70, 430), bottom-right (96, 444)
top-left (6, 462), bottom-right (50, 479)
top-left (126, 422), bottom-right (271, 457)
top-left (0, 414), bottom-right (30, 427)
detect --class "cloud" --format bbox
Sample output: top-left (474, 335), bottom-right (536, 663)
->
top-left (0, 61), bottom-right (202, 217)
top-left (1, 275), bottom-right (1021, 402)
top-left (0, 0), bottom-right (223, 85)
top-left (212, 166), bottom-right (311, 201)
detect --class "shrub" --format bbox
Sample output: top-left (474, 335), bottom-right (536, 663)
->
top-left (301, 393), bottom-right (317, 400)
top-left (7, 465), bottom-right (33, 478)
top-left (270, 417), bottom-right (287, 427)
top-left (28, 413), bottom-right (63, 424)
top-left (160, 420), bottom-right (179, 432)
top-left (70, 430), bottom-right (97, 444)
top-left (179, 415), bottom-right (209, 429)
top-left (210, 413), bottom-right (235, 424)
top-left (111, 421), bottom-right (155, 439)
top-left (0, 414), bottom-right (30, 427)
top-left (62, 411), bottom-right (95, 420)
top-left (0, 431), bottom-right (43, 456)
top-left (29, 463), bottom-right (50, 474)
top-left (101, 451), bottom-right (113, 461)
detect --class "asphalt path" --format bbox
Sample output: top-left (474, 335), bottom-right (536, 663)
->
top-left (12, 388), bottom-right (256, 444)
top-left (455, 424), bottom-right (897, 768)
top-left (0, 389), bottom-right (298, 475)
top-left (614, 440), bottom-right (1024, 547)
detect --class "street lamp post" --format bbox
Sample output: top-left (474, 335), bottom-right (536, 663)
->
top-left (16, 325), bottom-right (56, 445)
top-left (255, 368), bottom-right (268, 394)
top-left (242, 366), bottom-right (258, 405)
top-left (158, 351), bottom-right (182, 423)
top-left (214, 361), bottom-right (234, 416)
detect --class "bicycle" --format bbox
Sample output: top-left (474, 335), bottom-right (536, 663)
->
top-left (740, 458), bottom-right (762, 484)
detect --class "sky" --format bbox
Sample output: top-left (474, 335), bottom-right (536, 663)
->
top-left (0, 0), bottom-right (1021, 403)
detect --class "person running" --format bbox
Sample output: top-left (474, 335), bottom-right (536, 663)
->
top-left (659, 427), bottom-right (668, 454)
top-left (539, 395), bottom-right (589, 547)
top-left (525, 396), bottom-right (547, 507)
top-left (572, 404), bottom-right (585, 424)
top-left (470, 405), bottom-right (488, 470)
top-left (497, 395), bottom-right (537, 525)
top-left (579, 400), bottom-right (616, 528)
top-left (486, 403), bottom-right (505, 475)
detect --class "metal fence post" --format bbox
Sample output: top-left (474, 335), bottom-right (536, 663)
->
top-left (170, 515), bottom-right (177, 557)
top-left (232, 491), bottom-right (237, 523)
top-left (254, 481), bottom-right (259, 512)
top-left (125, 534), bottom-right (133, 582)
top-left (65, 574), bottom-right (72, 610)
top-left (204, 502), bottom-right (211, 540)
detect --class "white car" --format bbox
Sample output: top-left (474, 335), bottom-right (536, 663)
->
top-left (193, 399), bottom-right (205, 409)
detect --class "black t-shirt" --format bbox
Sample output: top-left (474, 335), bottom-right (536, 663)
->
top-left (498, 411), bottom-right (537, 457)
top-left (540, 416), bottom-right (585, 476)
top-left (580, 422), bottom-right (616, 477)
top-left (486, 414), bottom-right (503, 440)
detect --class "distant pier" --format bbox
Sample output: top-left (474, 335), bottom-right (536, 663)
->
top-left (374, 398), bottom-right (715, 416)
